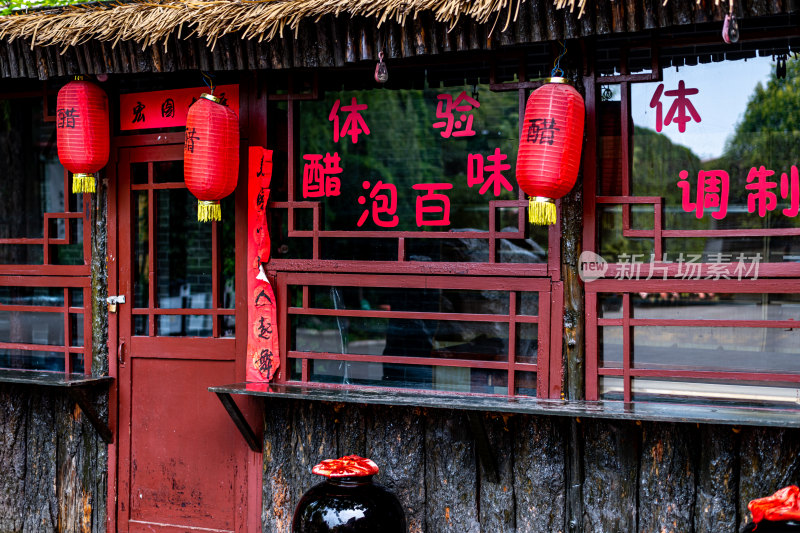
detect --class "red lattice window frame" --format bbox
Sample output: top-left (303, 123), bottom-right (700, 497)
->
top-left (586, 279), bottom-right (800, 403)
top-left (275, 272), bottom-right (556, 398)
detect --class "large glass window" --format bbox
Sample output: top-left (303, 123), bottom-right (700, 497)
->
top-left (0, 96), bottom-right (91, 374)
top-left (0, 282), bottom-right (88, 373)
top-left (280, 273), bottom-right (548, 396)
top-left (131, 160), bottom-right (235, 338)
top-left (591, 287), bottom-right (800, 405)
top-left (268, 74), bottom-right (549, 270)
top-left (589, 46), bottom-right (800, 406)
top-left (599, 56), bottom-right (800, 267)
top-left (266, 68), bottom-right (556, 398)
top-left (0, 98), bottom-right (88, 268)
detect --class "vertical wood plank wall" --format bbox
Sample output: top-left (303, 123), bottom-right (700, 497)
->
top-left (262, 400), bottom-right (800, 533)
top-left (0, 386), bottom-right (107, 533)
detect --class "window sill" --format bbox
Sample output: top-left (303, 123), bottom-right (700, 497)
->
top-left (0, 369), bottom-right (113, 388)
top-left (210, 382), bottom-right (800, 454)
top-left (0, 369), bottom-right (114, 443)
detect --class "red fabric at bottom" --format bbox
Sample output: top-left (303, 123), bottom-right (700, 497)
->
top-left (750, 486), bottom-right (800, 524)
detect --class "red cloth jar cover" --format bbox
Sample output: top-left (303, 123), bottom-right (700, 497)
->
top-left (311, 455), bottom-right (380, 478)
top-left (515, 77), bottom-right (585, 225)
top-left (184, 94), bottom-right (239, 222)
top-left (294, 455), bottom-right (404, 532)
top-left (749, 486), bottom-right (800, 524)
top-left (57, 78), bottom-right (110, 194)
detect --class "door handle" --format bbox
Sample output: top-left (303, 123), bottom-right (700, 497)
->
top-left (118, 340), bottom-right (125, 367)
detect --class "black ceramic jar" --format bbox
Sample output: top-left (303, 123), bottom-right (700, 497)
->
top-left (742, 521), bottom-right (800, 532)
top-left (292, 455), bottom-right (406, 533)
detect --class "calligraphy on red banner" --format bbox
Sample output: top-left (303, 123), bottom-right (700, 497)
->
top-left (119, 85), bottom-right (239, 131)
top-left (246, 146), bottom-right (279, 383)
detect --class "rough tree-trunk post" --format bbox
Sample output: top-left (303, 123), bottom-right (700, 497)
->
top-left (87, 169), bottom-right (110, 532)
top-left (562, 60), bottom-right (586, 533)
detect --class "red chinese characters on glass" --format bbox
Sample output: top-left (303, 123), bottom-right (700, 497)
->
top-left (412, 183), bottom-right (453, 227)
top-left (302, 152), bottom-right (342, 198)
top-left (432, 91), bottom-right (480, 138)
top-left (781, 165), bottom-right (799, 217)
top-left (357, 180), bottom-right (399, 228)
top-left (329, 97), bottom-right (371, 143)
top-left (467, 148), bottom-right (514, 196)
top-left (678, 169), bottom-right (730, 220)
top-left (649, 80), bottom-right (701, 133)
top-left (745, 165), bottom-right (778, 217)
top-left (678, 165), bottom-right (800, 219)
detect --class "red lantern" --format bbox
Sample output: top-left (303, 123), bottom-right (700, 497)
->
top-left (57, 77), bottom-right (110, 194)
top-left (184, 94), bottom-right (239, 222)
top-left (516, 77), bottom-right (585, 225)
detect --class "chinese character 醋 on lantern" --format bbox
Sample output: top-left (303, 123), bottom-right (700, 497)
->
top-left (57, 77), bottom-right (110, 194)
top-left (184, 93), bottom-right (240, 222)
top-left (516, 78), bottom-right (585, 225)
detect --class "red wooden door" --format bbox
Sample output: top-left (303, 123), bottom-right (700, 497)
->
top-left (116, 143), bottom-right (246, 533)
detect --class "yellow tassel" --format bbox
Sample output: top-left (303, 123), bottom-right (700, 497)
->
top-left (528, 197), bottom-right (556, 225)
top-left (198, 200), bottom-right (222, 222)
top-left (71, 173), bottom-right (95, 194)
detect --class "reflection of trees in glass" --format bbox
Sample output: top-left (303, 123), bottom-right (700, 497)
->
top-left (606, 59), bottom-right (800, 261)
top-left (601, 125), bottom-right (703, 259)
top-left (2, 0), bottom-right (87, 15)
top-left (719, 58), bottom-right (800, 229)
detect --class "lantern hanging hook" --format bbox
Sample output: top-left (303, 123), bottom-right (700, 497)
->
top-left (202, 70), bottom-right (215, 94)
top-left (374, 51), bottom-right (388, 83)
top-left (551, 40), bottom-right (567, 78)
top-left (722, 0), bottom-right (739, 44)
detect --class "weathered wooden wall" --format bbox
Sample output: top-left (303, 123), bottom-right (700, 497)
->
top-left (0, 385), bottom-right (107, 533)
top-left (262, 400), bottom-right (800, 533)
top-left (0, 174), bottom-right (108, 533)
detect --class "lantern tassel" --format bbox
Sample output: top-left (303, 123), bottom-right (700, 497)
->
top-left (529, 197), bottom-right (556, 226)
top-left (72, 173), bottom-right (96, 194)
top-left (198, 200), bottom-right (222, 222)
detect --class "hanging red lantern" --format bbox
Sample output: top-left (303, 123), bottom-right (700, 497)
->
top-left (516, 77), bottom-right (585, 225)
top-left (57, 77), bottom-right (110, 194)
top-left (184, 94), bottom-right (239, 222)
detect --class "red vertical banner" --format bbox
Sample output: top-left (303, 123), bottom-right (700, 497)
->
top-left (246, 147), bottom-right (279, 382)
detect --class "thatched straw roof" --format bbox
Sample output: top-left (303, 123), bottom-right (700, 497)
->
top-left (0, 0), bottom-right (576, 51)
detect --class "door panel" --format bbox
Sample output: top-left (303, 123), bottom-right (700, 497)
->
top-left (129, 358), bottom-right (236, 530)
top-left (117, 144), bottom-right (243, 533)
